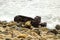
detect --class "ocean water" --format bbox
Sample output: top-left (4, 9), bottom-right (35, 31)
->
top-left (0, 0), bottom-right (60, 29)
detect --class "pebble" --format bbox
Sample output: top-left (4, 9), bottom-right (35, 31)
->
top-left (5, 38), bottom-right (11, 40)
top-left (31, 20), bottom-right (39, 27)
top-left (40, 22), bottom-right (47, 27)
top-left (49, 29), bottom-right (58, 35)
top-left (34, 16), bottom-right (41, 23)
top-left (55, 25), bottom-right (60, 30)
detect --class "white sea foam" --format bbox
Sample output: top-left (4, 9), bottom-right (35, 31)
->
top-left (0, 0), bottom-right (60, 29)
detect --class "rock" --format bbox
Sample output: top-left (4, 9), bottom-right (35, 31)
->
top-left (55, 25), bottom-right (60, 30)
top-left (12, 29), bottom-right (28, 38)
top-left (2, 31), bottom-right (8, 35)
top-left (0, 21), bottom-right (7, 25)
top-left (31, 20), bottom-right (39, 27)
top-left (39, 27), bottom-right (49, 35)
top-left (25, 21), bottom-right (31, 26)
top-left (24, 26), bottom-right (32, 29)
top-left (40, 22), bottom-right (47, 27)
top-left (24, 21), bottom-right (32, 29)
top-left (14, 15), bottom-right (41, 28)
top-left (0, 27), bottom-right (5, 32)
top-left (57, 30), bottom-right (60, 34)
top-left (17, 34), bottom-right (28, 38)
top-left (16, 22), bottom-right (23, 27)
top-left (5, 38), bottom-right (11, 40)
top-left (0, 24), bottom-right (3, 27)
top-left (49, 29), bottom-right (58, 35)
top-left (2, 21), bottom-right (7, 25)
top-left (0, 34), bottom-right (5, 39)
top-left (0, 15), bottom-right (60, 40)
top-left (12, 38), bottom-right (19, 40)
top-left (14, 15), bottom-right (34, 23)
top-left (34, 16), bottom-right (41, 23)
top-left (31, 16), bottom-right (41, 27)
top-left (6, 21), bottom-right (17, 26)
top-left (57, 34), bottom-right (60, 38)
top-left (3, 25), bottom-right (6, 28)
top-left (0, 21), bottom-right (2, 24)
top-left (33, 28), bottom-right (40, 35)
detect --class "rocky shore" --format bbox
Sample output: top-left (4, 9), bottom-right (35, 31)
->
top-left (0, 15), bottom-right (60, 40)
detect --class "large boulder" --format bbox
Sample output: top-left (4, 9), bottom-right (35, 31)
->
top-left (14, 15), bottom-right (34, 23)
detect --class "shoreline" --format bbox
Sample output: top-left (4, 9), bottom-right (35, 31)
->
top-left (0, 15), bottom-right (60, 40)
top-left (0, 21), bottom-right (59, 40)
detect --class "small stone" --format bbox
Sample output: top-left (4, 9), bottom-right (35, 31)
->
top-left (40, 22), bottom-right (47, 27)
top-left (33, 28), bottom-right (40, 35)
top-left (31, 16), bottom-right (41, 27)
top-left (0, 27), bottom-right (5, 32)
top-left (5, 38), bottom-right (11, 40)
top-left (2, 31), bottom-right (8, 35)
top-left (2, 21), bottom-right (7, 25)
top-left (17, 34), bottom-right (28, 38)
top-left (3, 25), bottom-right (6, 28)
top-left (55, 25), bottom-right (60, 30)
top-left (24, 21), bottom-right (32, 29)
top-left (25, 21), bottom-right (31, 26)
top-left (34, 16), bottom-right (41, 23)
top-left (6, 21), bottom-right (17, 26)
top-left (16, 22), bottom-right (23, 27)
top-left (40, 27), bottom-right (48, 33)
top-left (57, 34), bottom-right (60, 38)
top-left (31, 20), bottom-right (39, 27)
top-left (50, 29), bottom-right (58, 35)
top-left (24, 26), bottom-right (31, 29)
top-left (0, 21), bottom-right (2, 24)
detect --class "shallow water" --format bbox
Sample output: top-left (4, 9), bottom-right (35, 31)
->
top-left (0, 0), bottom-right (60, 29)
